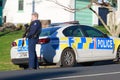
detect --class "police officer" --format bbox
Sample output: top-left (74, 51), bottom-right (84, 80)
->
top-left (23, 12), bottom-right (42, 70)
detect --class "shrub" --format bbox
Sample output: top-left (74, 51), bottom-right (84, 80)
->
top-left (3, 22), bottom-right (16, 32)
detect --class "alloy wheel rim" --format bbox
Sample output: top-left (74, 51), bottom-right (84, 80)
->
top-left (64, 51), bottom-right (74, 65)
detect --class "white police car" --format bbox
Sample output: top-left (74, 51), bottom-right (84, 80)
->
top-left (11, 23), bottom-right (120, 68)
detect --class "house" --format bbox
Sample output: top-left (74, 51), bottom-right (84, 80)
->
top-left (2, 0), bottom-right (74, 25)
top-left (1, 0), bottom-right (120, 26)
top-left (75, 0), bottom-right (119, 26)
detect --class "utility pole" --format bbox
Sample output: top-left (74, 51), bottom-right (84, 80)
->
top-left (32, 0), bottom-right (35, 12)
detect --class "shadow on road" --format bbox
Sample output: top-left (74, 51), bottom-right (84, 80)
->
top-left (75, 60), bottom-right (115, 67)
top-left (0, 61), bottom-right (119, 80)
top-left (0, 69), bottom-right (77, 80)
top-left (93, 60), bottom-right (115, 66)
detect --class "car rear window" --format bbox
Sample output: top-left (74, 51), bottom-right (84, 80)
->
top-left (39, 27), bottom-right (60, 37)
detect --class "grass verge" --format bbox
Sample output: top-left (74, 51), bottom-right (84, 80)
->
top-left (0, 30), bottom-right (24, 71)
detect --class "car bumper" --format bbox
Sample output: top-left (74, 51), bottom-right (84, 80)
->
top-left (11, 57), bottom-right (45, 65)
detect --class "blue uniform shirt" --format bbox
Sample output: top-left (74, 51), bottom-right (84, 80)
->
top-left (26, 20), bottom-right (41, 39)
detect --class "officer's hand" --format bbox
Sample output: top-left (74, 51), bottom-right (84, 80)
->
top-left (23, 37), bottom-right (26, 41)
top-left (24, 24), bottom-right (29, 28)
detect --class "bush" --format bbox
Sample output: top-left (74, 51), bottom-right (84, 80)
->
top-left (2, 22), bottom-right (16, 32)
top-left (0, 23), bottom-right (25, 32)
top-left (94, 26), bottom-right (109, 35)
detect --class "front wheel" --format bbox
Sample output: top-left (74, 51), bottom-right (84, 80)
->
top-left (61, 48), bottom-right (76, 67)
top-left (115, 46), bottom-right (120, 63)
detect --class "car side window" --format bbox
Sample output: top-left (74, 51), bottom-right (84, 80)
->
top-left (81, 26), bottom-right (104, 37)
top-left (72, 28), bottom-right (83, 37)
top-left (63, 26), bottom-right (83, 37)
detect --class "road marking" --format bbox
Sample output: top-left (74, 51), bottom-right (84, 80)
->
top-left (43, 71), bottom-right (120, 80)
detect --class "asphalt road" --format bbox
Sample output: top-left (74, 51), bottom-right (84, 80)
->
top-left (1, 61), bottom-right (120, 80)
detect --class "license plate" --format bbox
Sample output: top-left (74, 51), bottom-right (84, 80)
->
top-left (18, 52), bottom-right (28, 58)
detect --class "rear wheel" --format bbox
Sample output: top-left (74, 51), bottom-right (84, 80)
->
top-left (19, 64), bottom-right (28, 69)
top-left (61, 48), bottom-right (76, 67)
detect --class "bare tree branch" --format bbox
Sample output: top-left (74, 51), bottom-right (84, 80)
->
top-left (47, 0), bottom-right (119, 36)
top-left (116, 23), bottom-right (120, 36)
top-left (47, 0), bottom-right (76, 13)
top-left (89, 7), bottom-right (111, 34)
top-left (47, 0), bottom-right (93, 13)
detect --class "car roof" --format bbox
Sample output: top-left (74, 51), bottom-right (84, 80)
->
top-left (49, 24), bottom-right (78, 28)
top-left (43, 19), bottom-right (96, 32)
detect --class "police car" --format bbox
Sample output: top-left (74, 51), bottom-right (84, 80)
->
top-left (11, 23), bottom-right (120, 68)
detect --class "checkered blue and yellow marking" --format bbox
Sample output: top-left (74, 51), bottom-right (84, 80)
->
top-left (59, 37), bottom-right (114, 50)
top-left (15, 37), bottom-right (115, 52)
top-left (15, 39), bottom-right (28, 51)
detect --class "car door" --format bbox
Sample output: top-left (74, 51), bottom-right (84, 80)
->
top-left (63, 25), bottom-right (93, 62)
top-left (81, 26), bottom-right (114, 60)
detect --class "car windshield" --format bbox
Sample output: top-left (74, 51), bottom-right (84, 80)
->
top-left (39, 27), bottom-right (60, 37)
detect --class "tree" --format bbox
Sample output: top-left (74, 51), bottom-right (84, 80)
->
top-left (47, 0), bottom-right (120, 37)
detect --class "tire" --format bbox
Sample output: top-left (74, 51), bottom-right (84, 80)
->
top-left (115, 46), bottom-right (120, 63)
top-left (61, 48), bottom-right (76, 67)
top-left (19, 64), bottom-right (28, 69)
top-left (81, 62), bottom-right (94, 66)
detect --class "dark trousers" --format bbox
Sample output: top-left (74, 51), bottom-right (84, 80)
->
top-left (28, 38), bottom-right (39, 69)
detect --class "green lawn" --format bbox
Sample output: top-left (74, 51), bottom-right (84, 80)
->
top-left (0, 30), bottom-right (24, 71)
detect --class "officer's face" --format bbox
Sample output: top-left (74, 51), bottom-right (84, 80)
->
top-left (31, 15), bottom-right (38, 21)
